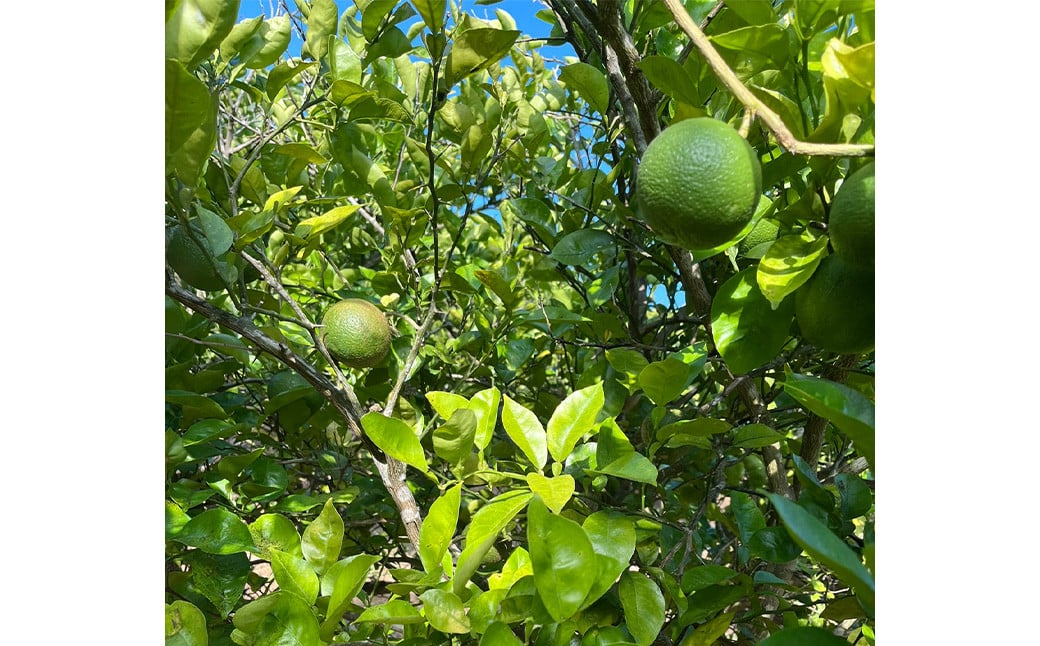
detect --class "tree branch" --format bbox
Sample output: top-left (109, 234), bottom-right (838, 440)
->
top-left (661, 0), bottom-right (874, 157)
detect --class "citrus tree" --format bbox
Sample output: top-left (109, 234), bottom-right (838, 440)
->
top-left (165, 0), bottom-right (875, 644)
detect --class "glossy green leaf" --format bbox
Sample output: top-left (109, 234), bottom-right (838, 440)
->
top-left (182, 551), bottom-right (249, 619)
top-left (619, 571), bottom-right (666, 646)
top-left (502, 395), bottom-right (548, 470)
top-left (756, 231), bottom-right (829, 308)
top-left (420, 589), bottom-right (471, 634)
top-left (419, 484), bottom-right (462, 573)
top-left (725, 0), bottom-right (775, 25)
top-left (526, 473), bottom-right (575, 514)
top-left (782, 371), bottom-right (875, 470)
top-left (710, 24), bottom-right (790, 70)
top-left (434, 408), bottom-right (477, 465)
top-left (595, 418), bottom-right (658, 485)
top-left (269, 548), bottom-right (319, 605)
top-left (412, 0), bottom-right (446, 33)
top-left (165, 600), bottom-right (208, 645)
top-left (469, 386), bottom-right (501, 450)
top-left (301, 498), bottom-right (344, 576)
top-left (165, 61), bottom-right (211, 158)
top-left (527, 497), bottom-right (597, 622)
top-left (361, 412), bottom-right (429, 472)
top-left (295, 204), bottom-right (361, 239)
top-left (166, 501), bottom-right (191, 539)
top-left (836, 473), bottom-right (873, 520)
top-left (426, 391), bottom-right (471, 421)
top-left (175, 508), bottom-right (255, 554)
top-left (767, 493), bottom-right (875, 615)
top-left (678, 565), bottom-right (738, 598)
top-left (748, 526), bottom-right (802, 563)
top-left (268, 61), bottom-right (318, 100)
top-left (550, 230), bottom-right (613, 266)
top-left (599, 452), bottom-right (659, 485)
top-left (356, 599), bottom-right (425, 624)
top-left (249, 513), bottom-right (302, 560)
top-left (218, 16), bottom-right (261, 62)
top-left (488, 546), bottom-right (534, 590)
top-left (711, 267), bottom-right (795, 375)
top-left (759, 626), bottom-right (850, 646)
top-left (732, 423), bottom-right (784, 448)
top-left (234, 591), bottom-right (321, 643)
top-left (546, 383), bottom-right (604, 463)
top-left (793, 0), bottom-right (840, 38)
top-left (559, 62), bottom-right (609, 115)
top-left (679, 610), bottom-right (734, 646)
top-left (582, 511), bottom-right (635, 607)
top-left (480, 621), bottom-right (524, 646)
top-left (320, 554), bottom-right (381, 639)
top-left (454, 490), bottom-right (533, 594)
top-left (166, 0), bottom-right (239, 69)
top-left (638, 56), bottom-right (700, 106)
top-left (239, 16), bottom-right (291, 69)
top-left (447, 28), bottom-right (521, 86)
top-left (638, 357), bottom-right (696, 405)
top-left (303, 0), bottom-right (338, 60)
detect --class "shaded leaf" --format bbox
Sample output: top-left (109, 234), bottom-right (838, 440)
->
top-left (447, 28), bottom-right (521, 86)
top-left (638, 56), bottom-right (700, 106)
top-left (619, 571), bottom-right (666, 646)
top-left (782, 371), bottom-right (875, 470)
top-left (355, 599), bottom-right (425, 624)
top-left (711, 267), bottom-right (795, 375)
top-left (559, 62), bottom-right (609, 115)
top-left (550, 230), bottom-right (614, 266)
top-left (758, 626), bottom-right (850, 646)
top-left (165, 600), bottom-right (208, 645)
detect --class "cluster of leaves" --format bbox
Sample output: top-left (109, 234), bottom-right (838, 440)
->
top-left (165, 0), bottom-right (875, 644)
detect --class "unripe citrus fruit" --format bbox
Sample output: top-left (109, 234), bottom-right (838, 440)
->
top-left (795, 254), bottom-right (874, 354)
top-left (636, 118), bottom-right (762, 250)
top-left (738, 218), bottom-right (779, 256)
top-left (828, 162), bottom-right (875, 269)
top-left (320, 299), bottom-right (392, 369)
top-left (166, 225), bottom-right (225, 291)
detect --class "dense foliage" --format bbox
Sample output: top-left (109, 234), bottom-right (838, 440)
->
top-left (165, 0), bottom-right (875, 644)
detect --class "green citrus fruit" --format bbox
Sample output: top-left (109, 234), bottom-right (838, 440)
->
top-left (738, 218), bottom-right (779, 256)
top-left (320, 299), bottom-right (392, 369)
top-left (166, 225), bottom-right (225, 291)
top-left (636, 118), bottom-right (762, 250)
top-left (795, 254), bottom-right (875, 354)
top-left (828, 162), bottom-right (875, 269)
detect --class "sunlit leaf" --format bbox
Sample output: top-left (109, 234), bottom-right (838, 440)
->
top-left (361, 412), bottom-right (429, 473)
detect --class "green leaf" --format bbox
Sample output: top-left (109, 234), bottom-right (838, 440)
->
top-left (546, 383), bottom-right (604, 463)
top-left (766, 493), bottom-right (875, 615)
top-left (320, 554), bottom-right (381, 639)
top-left (249, 513), bottom-right (302, 560)
top-left (233, 591), bottom-right (322, 644)
top-left (420, 589), bottom-right (471, 634)
top-left (756, 231), bottom-right (829, 308)
top-left (502, 395), bottom-right (548, 470)
top-left (680, 565), bottom-right (738, 593)
top-left (419, 484), bottom-right (462, 573)
top-left (527, 497), bottom-right (597, 622)
top-left (301, 498), bottom-right (344, 576)
top-left (475, 268), bottom-right (517, 308)
top-left (453, 490), bottom-right (533, 594)
top-left (595, 418), bottom-right (658, 485)
top-left (426, 391), bottom-right (470, 421)
top-left (582, 511), bottom-right (635, 607)
top-left (412, 0), bottom-right (446, 33)
top-left (469, 386), bottom-right (501, 451)
top-left (605, 348), bottom-right (649, 393)
top-left (679, 611), bottom-right (734, 646)
top-left (488, 547), bottom-right (534, 591)
top-left (732, 423), bottom-right (784, 448)
top-left (836, 473), bottom-right (873, 520)
top-left (165, 60), bottom-right (211, 159)
top-left (782, 371), bottom-right (875, 470)
top-left (638, 56), bottom-right (700, 106)
top-left (619, 571), bottom-right (666, 646)
top-left (710, 267), bottom-right (795, 375)
top-left (725, 0), bottom-right (776, 25)
top-left (356, 599), bottom-right (425, 624)
top-left (166, 0), bottom-right (239, 69)
top-left (268, 61), bottom-right (318, 100)
top-left (167, 501), bottom-right (191, 539)
top-left (446, 28), bottom-right (521, 86)
top-left (480, 621), bottom-right (524, 646)
top-left (526, 473), bottom-right (575, 514)
top-left (550, 230), bottom-right (613, 266)
top-left (598, 452), bottom-right (659, 485)
top-left (559, 62), bottom-right (609, 115)
top-left (182, 551), bottom-right (250, 619)
top-left (748, 526), bottom-right (802, 563)
top-left (361, 412), bottom-right (429, 472)
top-left (295, 204), bottom-right (361, 239)
top-left (269, 548), bottom-right (319, 605)
top-left (362, 0), bottom-right (396, 42)
top-left (165, 600), bottom-right (208, 645)
top-left (638, 357), bottom-right (695, 405)
top-left (758, 626), bottom-right (851, 646)
top-left (175, 508), bottom-right (255, 554)
top-left (433, 408), bottom-right (477, 466)
top-left (303, 0), bottom-right (339, 61)
top-left (242, 15), bottom-right (292, 69)
top-left (710, 24), bottom-right (790, 71)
